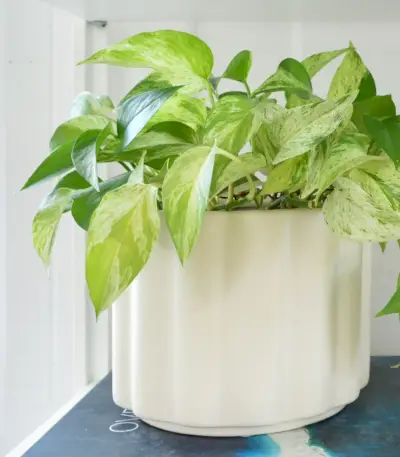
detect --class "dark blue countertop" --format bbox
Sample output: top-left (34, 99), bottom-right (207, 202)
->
top-left (24, 357), bottom-right (400, 456)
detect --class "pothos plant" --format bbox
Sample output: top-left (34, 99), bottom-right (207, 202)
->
top-left (23, 30), bottom-right (400, 318)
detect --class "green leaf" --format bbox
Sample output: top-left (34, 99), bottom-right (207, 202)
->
top-left (33, 188), bottom-right (75, 265)
top-left (352, 95), bottom-right (396, 133)
top-left (355, 71), bottom-right (377, 102)
top-left (223, 50), bottom-right (252, 83)
top-left (22, 142), bottom-right (75, 190)
top-left (54, 170), bottom-right (93, 191)
top-left (317, 133), bottom-right (379, 197)
top-left (323, 176), bottom-right (400, 242)
top-left (261, 155), bottom-right (307, 195)
top-left (80, 30), bottom-right (214, 93)
top-left (272, 93), bottom-right (357, 164)
top-left (203, 94), bottom-right (259, 154)
top-left (253, 58), bottom-right (312, 98)
top-left (121, 75), bottom-right (207, 130)
top-left (364, 115), bottom-right (400, 167)
top-left (50, 115), bottom-right (111, 150)
top-left (118, 87), bottom-right (180, 149)
top-left (301, 48), bottom-right (348, 78)
top-left (70, 92), bottom-right (115, 118)
top-left (86, 183), bottom-right (160, 316)
top-left (376, 283), bottom-right (400, 317)
top-left (211, 151), bottom-right (266, 197)
top-left (72, 123), bottom-right (112, 191)
top-left (328, 46), bottom-right (368, 99)
top-left (379, 242), bottom-right (387, 253)
top-left (163, 145), bottom-right (216, 263)
top-left (72, 173), bottom-right (130, 230)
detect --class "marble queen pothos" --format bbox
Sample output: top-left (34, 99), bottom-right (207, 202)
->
top-left (23, 30), bottom-right (400, 317)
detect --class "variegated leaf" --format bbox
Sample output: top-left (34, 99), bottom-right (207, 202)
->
top-left (301, 48), bottom-right (348, 78)
top-left (33, 188), bottom-right (75, 265)
top-left (203, 94), bottom-right (260, 154)
top-left (163, 145), bottom-right (216, 263)
top-left (121, 74), bottom-right (206, 130)
top-left (261, 155), bottom-right (307, 195)
top-left (272, 93), bottom-right (357, 164)
top-left (328, 45), bottom-right (368, 99)
top-left (86, 183), bottom-right (160, 316)
top-left (70, 92), bottom-right (115, 118)
top-left (253, 58), bottom-right (312, 98)
top-left (251, 123), bottom-right (278, 170)
top-left (211, 151), bottom-right (266, 197)
top-left (323, 176), bottom-right (400, 242)
top-left (301, 144), bottom-right (325, 198)
top-left (359, 158), bottom-right (400, 201)
top-left (80, 30), bottom-right (214, 93)
top-left (317, 133), bottom-right (380, 198)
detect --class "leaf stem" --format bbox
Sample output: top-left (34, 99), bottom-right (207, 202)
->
top-left (118, 161), bottom-right (132, 172)
top-left (215, 149), bottom-right (256, 201)
top-left (207, 82), bottom-right (216, 108)
top-left (244, 81), bottom-right (251, 97)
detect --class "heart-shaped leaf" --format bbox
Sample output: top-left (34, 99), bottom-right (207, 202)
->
top-left (222, 50), bottom-right (252, 83)
top-left (253, 58), bottom-right (312, 98)
top-left (163, 145), bottom-right (216, 263)
top-left (86, 183), bottom-right (160, 316)
top-left (272, 93), bottom-right (357, 164)
top-left (204, 94), bottom-right (259, 154)
top-left (80, 30), bottom-right (214, 93)
top-left (118, 87), bottom-right (180, 149)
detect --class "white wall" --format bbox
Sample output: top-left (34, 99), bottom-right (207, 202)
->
top-left (1, 1), bottom-right (102, 454)
top-left (105, 20), bottom-right (400, 356)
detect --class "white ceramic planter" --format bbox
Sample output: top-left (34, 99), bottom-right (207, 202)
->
top-left (112, 209), bottom-right (371, 437)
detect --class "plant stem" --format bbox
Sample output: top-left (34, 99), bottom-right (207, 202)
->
top-left (207, 82), bottom-right (216, 108)
top-left (118, 161), bottom-right (132, 172)
top-left (215, 149), bottom-right (256, 202)
top-left (244, 81), bottom-right (251, 97)
top-left (264, 196), bottom-right (285, 210)
top-left (227, 184), bottom-right (235, 206)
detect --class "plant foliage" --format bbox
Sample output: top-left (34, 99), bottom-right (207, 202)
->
top-left (23, 30), bottom-right (400, 317)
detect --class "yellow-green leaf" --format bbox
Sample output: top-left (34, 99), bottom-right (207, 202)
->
top-left (204, 94), bottom-right (259, 154)
top-left (80, 30), bottom-right (214, 93)
top-left (223, 50), bottom-right (252, 83)
top-left (272, 93), bottom-right (357, 164)
top-left (261, 155), bottom-right (307, 195)
top-left (163, 145), bottom-right (216, 263)
top-left (328, 46), bottom-right (368, 99)
top-left (301, 48), bottom-right (348, 78)
top-left (211, 151), bottom-right (266, 197)
top-left (86, 183), bottom-right (160, 316)
top-left (33, 188), bottom-right (75, 265)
